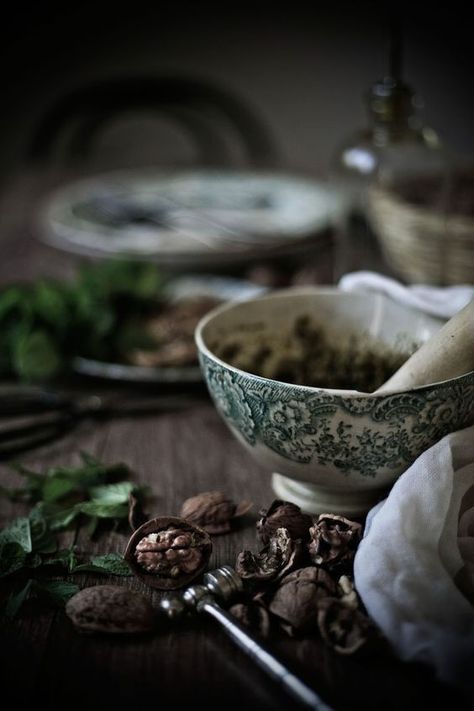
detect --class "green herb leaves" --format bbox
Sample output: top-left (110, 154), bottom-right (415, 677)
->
top-left (5, 452), bottom-right (131, 504)
top-left (89, 481), bottom-right (135, 505)
top-left (0, 454), bottom-right (143, 620)
top-left (0, 260), bottom-right (166, 382)
top-left (72, 554), bottom-right (131, 577)
top-left (2, 579), bottom-right (81, 621)
top-left (0, 516), bottom-right (32, 552)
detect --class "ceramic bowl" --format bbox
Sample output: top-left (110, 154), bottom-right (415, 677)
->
top-left (195, 287), bottom-right (474, 515)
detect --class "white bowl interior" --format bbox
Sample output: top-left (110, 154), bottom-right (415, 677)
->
top-left (199, 287), bottom-right (444, 366)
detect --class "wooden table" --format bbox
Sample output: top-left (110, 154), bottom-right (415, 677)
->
top-left (0, 172), bottom-right (464, 711)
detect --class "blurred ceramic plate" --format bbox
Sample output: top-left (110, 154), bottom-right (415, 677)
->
top-left (71, 274), bottom-right (265, 383)
top-left (40, 168), bottom-right (342, 268)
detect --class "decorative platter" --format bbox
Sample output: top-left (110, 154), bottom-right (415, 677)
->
top-left (40, 168), bottom-right (343, 269)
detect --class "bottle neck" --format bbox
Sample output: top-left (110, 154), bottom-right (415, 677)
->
top-left (366, 78), bottom-right (421, 146)
top-left (372, 120), bottom-right (421, 146)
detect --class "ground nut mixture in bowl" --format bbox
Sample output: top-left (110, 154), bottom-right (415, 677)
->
top-left (195, 287), bottom-right (474, 515)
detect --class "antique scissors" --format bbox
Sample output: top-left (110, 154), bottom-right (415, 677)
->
top-left (0, 385), bottom-right (200, 459)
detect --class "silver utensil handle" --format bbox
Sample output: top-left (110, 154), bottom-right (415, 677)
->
top-left (200, 599), bottom-right (333, 711)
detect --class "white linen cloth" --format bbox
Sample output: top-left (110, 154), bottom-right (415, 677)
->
top-left (354, 428), bottom-right (474, 692)
top-left (339, 270), bottom-right (474, 319)
top-left (340, 271), bottom-right (474, 692)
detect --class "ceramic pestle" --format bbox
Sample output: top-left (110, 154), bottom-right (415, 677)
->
top-left (376, 299), bottom-right (474, 393)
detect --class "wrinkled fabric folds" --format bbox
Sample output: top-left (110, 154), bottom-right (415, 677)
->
top-left (354, 427), bottom-right (474, 691)
top-left (339, 270), bottom-right (474, 319)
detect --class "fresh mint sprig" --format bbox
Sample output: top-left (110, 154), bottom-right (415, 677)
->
top-left (0, 453), bottom-right (147, 620)
top-left (0, 260), bottom-right (166, 382)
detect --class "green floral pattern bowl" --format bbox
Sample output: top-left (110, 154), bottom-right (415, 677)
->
top-left (195, 288), bottom-right (474, 515)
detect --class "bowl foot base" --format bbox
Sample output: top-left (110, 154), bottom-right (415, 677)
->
top-left (271, 473), bottom-right (387, 516)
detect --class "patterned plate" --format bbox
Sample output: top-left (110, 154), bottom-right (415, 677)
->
top-left (39, 168), bottom-right (343, 269)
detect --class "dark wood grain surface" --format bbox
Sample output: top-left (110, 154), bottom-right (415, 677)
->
top-left (0, 172), bottom-right (464, 711)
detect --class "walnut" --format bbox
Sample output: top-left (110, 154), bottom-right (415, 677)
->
top-left (257, 500), bottom-right (313, 545)
top-left (124, 516), bottom-right (212, 590)
top-left (268, 566), bottom-right (336, 635)
top-left (229, 602), bottom-right (271, 639)
top-left (337, 574), bottom-right (359, 610)
top-left (317, 597), bottom-right (371, 655)
top-left (236, 527), bottom-right (303, 582)
top-left (65, 585), bottom-right (154, 635)
top-left (180, 490), bottom-right (252, 534)
top-left (308, 513), bottom-right (362, 573)
top-left (135, 529), bottom-right (203, 575)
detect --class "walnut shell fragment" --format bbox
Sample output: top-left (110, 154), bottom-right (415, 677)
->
top-left (229, 602), bottom-right (271, 639)
top-left (65, 585), bottom-right (154, 635)
top-left (180, 490), bottom-right (252, 534)
top-left (236, 527), bottom-right (302, 582)
top-left (308, 513), bottom-right (362, 572)
top-left (268, 566), bottom-right (336, 635)
top-left (317, 597), bottom-right (371, 655)
top-left (128, 492), bottom-right (148, 531)
top-left (124, 516), bottom-right (212, 590)
top-left (257, 500), bottom-right (313, 545)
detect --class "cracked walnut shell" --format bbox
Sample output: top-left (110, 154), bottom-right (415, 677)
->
top-left (257, 500), bottom-right (313, 545)
top-left (124, 516), bottom-right (212, 590)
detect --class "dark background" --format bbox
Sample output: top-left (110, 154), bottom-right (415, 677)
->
top-left (0, 1), bottom-right (473, 189)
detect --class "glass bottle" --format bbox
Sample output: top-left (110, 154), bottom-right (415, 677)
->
top-left (331, 27), bottom-right (452, 283)
top-left (333, 77), bottom-right (442, 215)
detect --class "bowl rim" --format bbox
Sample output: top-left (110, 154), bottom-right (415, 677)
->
top-left (195, 286), bottom-right (474, 397)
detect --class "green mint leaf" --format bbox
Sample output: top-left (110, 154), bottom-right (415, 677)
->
top-left (41, 548), bottom-right (78, 573)
top-left (0, 516), bottom-right (32, 552)
top-left (32, 281), bottom-right (70, 330)
top-left (73, 553), bottom-right (131, 576)
top-left (1, 579), bottom-right (34, 621)
top-left (79, 451), bottom-right (100, 466)
top-left (35, 498), bottom-right (128, 531)
top-left (0, 541), bottom-right (28, 577)
top-left (28, 508), bottom-right (57, 554)
top-left (5, 456), bottom-right (131, 506)
top-left (76, 501), bottom-right (129, 519)
top-left (1, 464), bottom-right (44, 502)
top-left (41, 476), bottom-right (80, 503)
top-left (0, 286), bottom-right (27, 321)
top-left (34, 502), bottom-right (79, 531)
top-left (43, 459), bottom-right (130, 493)
top-left (32, 580), bottom-right (79, 607)
top-left (89, 481), bottom-right (135, 505)
top-left (13, 329), bottom-right (62, 381)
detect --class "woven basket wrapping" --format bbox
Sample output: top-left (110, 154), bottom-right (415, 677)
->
top-left (367, 185), bottom-right (474, 285)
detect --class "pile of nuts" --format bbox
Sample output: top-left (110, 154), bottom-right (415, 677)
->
top-left (230, 500), bottom-right (372, 655)
top-left (180, 492), bottom-right (374, 655)
top-left (66, 490), bottom-right (375, 655)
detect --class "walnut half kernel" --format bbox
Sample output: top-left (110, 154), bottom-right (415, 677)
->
top-left (135, 529), bottom-right (203, 577)
top-left (124, 516), bottom-right (212, 590)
